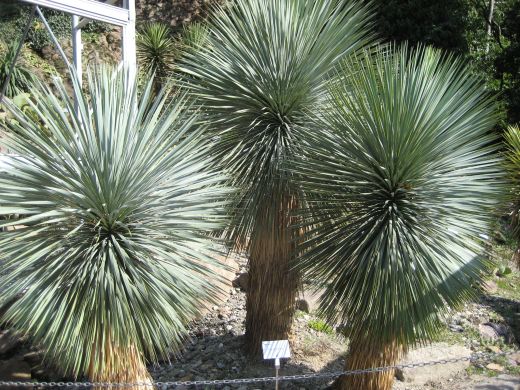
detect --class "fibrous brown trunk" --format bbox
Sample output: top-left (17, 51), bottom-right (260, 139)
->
top-left (334, 337), bottom-right (404, 390)
top-left (88, 337), bottom-right (152, 390)
top-left (244, 194), bottom-right (299, 357)
top-left (513, 247), bottom-right (520, 269)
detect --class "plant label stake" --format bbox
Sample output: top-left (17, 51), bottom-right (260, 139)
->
top-left (262, 340), bottom-right (291, 390)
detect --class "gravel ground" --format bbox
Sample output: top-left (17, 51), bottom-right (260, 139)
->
top-left (148, 256), bottom-right (520, 389)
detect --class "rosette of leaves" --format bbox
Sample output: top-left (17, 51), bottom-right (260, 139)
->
top-left (180, 0), bottom-right (376, 356)
top-left (294, 45), bottom-right (503, 390)
top-left (137, 22), bottom-right (176, 91)
top-left (0, 67), bottom-right (231, 384)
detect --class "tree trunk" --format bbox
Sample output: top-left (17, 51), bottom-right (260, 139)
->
top-left (334, 337), bottom-right (404, 390)
top-left (485, 0), bottom-right (495, 53)
top-left (244, 194), bottom-right (299, 357)
top-left (88, 337), bottom-right (152, 390)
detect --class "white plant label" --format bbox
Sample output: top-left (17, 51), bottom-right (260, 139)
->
top-left (262, 340), bottom-right (291, 360)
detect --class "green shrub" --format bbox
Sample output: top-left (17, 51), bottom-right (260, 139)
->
top-left (0, 42), bottom-right (34, 98)
top-left (308, 319), bottom-right (334, 335)
top-left (5, 5), bottom-right (110, 53)
top-left (137, 22), bottom-right (176, 90)
top-left (11, 7), bottom-right (70, 53)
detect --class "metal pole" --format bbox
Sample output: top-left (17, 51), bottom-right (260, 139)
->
top-left (72, 14), bottom-right (82, 113)
top-left (0, 5), bottom-right (37, 106)
top-left (122, 0), bottom-right (137, 81)
top-left (35, 6), bottom-right (71, 69)
top-left (72, 15), bottom-right (82, 85)
top-left (275, 358), bottom-right (280, 390)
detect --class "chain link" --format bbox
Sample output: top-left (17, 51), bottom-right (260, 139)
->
top-left (0, 350), bottom-right (516, 387)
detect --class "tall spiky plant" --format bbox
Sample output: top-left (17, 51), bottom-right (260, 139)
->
top-left (180, 0), bottom-right (376, 356)
top-left (0, 68), bottom-right (231, 384)
top-left (0, 41), bottom-right (34, 99)
top-left (137, 22), bottom-right (176, 91)
top-left (293, 45), bottom-right (503, 390)
top-left (504, 125), bottom-right (520, 267)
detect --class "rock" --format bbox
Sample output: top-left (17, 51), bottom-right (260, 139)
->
top-left (232, 273), bottom-right (249, 291)
top-left (486, 345), bottom-right (501, 354)
top-left (107, 31), bottom-right (121, 43)
top-left (449, 324), bottom-right (464, 333)
top-left (22, 351), bottom-right (42, 366)
top-left (510, 352), bottom-right (520, 364)
top-left (480, 322), bottom-right (515, 343)
top-left (395, 343), bottom-right (471, 385)
top-left (295, 299), bottom-right (310, 313)
top-left (486, 363), bottom-right (505, 372)
top-left (0, 330), bottom-right (22, 357)
top-left (298, 288), bottom-right (326, 314)
top-left (30, 363), bottom-right (62, 381)
top-left (179, 373), bottom-right (193, 381)
top-left (482, 280), bottom-right (498, 294)
top-left (97, 34), bottom-right (108, 47)
top-left (478, 324), bottom-right (500, 341)
top-left (0, 358), bottom-right (32, 388)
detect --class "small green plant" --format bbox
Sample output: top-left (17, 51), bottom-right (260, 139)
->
top-left (137, 22), bottom-right (176, 91)
top-left (0, 42), bottom-right (34, 98)
top-left (308, 319), bottom-right (334, 335)
top-left (178, 22), bottom-right (209, 56)
top-left (496, 265), bottom-right (513, 277)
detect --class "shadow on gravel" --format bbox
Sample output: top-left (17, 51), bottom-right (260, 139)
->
top-left (481, 295), bottom-right (520, 345)
top-left (473, 374), bottom-right (520, 390)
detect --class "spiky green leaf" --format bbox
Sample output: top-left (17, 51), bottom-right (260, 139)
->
top-left (0, 67), bottom-right (231, 377)
top-left (293, 45), bottom-right (504, 346)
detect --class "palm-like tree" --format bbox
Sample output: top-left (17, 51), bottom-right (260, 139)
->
top-left (180, 0), bottom-right (376, 356)
top-left (504, 125), bottom-right (520, 267)
top-left (0, 68), bottom-right (230, 384)
top-left (293, 45), bottom-right (503, 390)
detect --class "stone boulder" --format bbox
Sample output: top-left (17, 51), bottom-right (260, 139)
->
top-left (232, 273), bottom-right (248, 292)
top-left (0, 358), bottom-right (31, 380)
top-left (0, 330), bottom-right (22, 358)
top-left (395, 343), bottom-right (471, 385)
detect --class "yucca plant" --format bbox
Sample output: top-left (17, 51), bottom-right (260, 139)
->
top-left (504, 125), bottom-right (520, 267)
top-left (0, 67), bottom-right (231, 384)
top-left (180, 0), bottom-right (376, 356)
top-left (137, 22), bottom-right (176, 91)
top-left (178, 22), bottom-right (209, 57)
top-left (294, 45), bottom-right (503, 390)
top-left (0, 41), bottom-right (34, 99)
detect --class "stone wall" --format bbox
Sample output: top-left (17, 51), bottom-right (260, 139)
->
top-left (135, 0), bottom-right (225, 29)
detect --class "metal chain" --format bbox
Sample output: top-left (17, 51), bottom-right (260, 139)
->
top-left (0, 350), bottom-right (516, 387)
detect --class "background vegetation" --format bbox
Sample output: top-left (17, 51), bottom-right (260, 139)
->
top-left (371, 0), bottom-right (520, 126)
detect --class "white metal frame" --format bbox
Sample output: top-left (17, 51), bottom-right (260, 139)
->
top-left (21, 0), bottom-right (137, 82)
